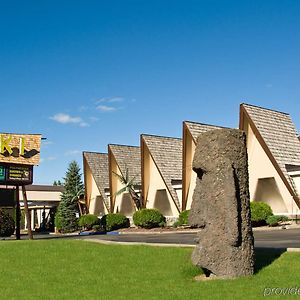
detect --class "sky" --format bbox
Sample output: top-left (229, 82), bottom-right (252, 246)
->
top-left (1, 0), bottom-right (300, 184)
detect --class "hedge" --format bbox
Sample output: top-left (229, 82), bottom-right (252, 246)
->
top-left (133, 209), bottom-right (165, 229)
top-left (0, 209), bottom-right (15, 237)
top-left (250, 201), bottom-right (273, 226)
top-left (101, 213), bottom-right (129, 231)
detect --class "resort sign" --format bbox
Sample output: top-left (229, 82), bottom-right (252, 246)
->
top-left (0, 133), bottom-right (41, 165)
top-left (0, 164), bottom-right (33, 185)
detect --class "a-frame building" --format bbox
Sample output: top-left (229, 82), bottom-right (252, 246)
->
top-left (141, 134), bottom-right (182, 217)
top-left (240, 103), bottom-right (300, 216)
top-left (182, 121), bottom-right (225, 211)
top-left (108, 144), bottom-right (141, 215)
top-left (83, 151), bottom-right (110, 216)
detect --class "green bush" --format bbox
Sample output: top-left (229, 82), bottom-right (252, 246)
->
top-left (78, 214), bottom-right (100, 230)
top-left (178, 210), bottom-right (190, 226)
top-left (133, 209), bottom-right (165, 229)
top-left (0, 209), bottom-right (15, 237)
top-left (101, 213), bottom-right (129, 231)
top-left (92, 224), bottom-right (103, 232)
top-left (250, 202), bottom-right (273, 226)
top-left (266, 215), bottom-right (289, 227)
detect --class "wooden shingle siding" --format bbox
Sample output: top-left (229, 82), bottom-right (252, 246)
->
top-left (83, 152), bottom-right (110, 209)
top-left (241, 103), bottom-right (300, 198)
top-left (142, 135), bottom-right (182, 210)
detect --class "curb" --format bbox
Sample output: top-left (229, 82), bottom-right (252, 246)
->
top-left (80, 238), bottom-right (195, 248)
top-left (79, 239), bottom-right (300, 252)
top-left (117, 230), bottom-right (198, 235)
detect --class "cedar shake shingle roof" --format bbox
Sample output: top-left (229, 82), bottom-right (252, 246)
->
top-left (184, 121), bottom-right (226, 142)
top-left (83, 151), bottom-right (110, 208)
top-left (108, 145), bottom-right (141, 185)
top-left (142, 135), bottom-right (182, 210)
top-left (242, 103), bottom-right (300, 196)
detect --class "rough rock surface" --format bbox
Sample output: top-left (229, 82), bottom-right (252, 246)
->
top-left (189, 128), bottom-right (254, 278)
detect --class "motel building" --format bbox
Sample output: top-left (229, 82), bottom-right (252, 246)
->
top-left (0, 184), bottom-right (63, 231)
top-left (83, 103), bottom-right (300, 222)
top-left (0, 133), bottom-right (65, 233)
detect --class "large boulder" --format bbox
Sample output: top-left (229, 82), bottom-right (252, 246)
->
top-left (189, 128), bottom-right (254, 279)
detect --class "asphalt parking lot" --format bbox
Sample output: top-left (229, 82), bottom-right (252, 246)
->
top-left (7, 228), bottom-right (300, 249)
top-left (79, 228), bottom-right (300, 249)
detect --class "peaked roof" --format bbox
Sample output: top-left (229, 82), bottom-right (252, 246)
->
top-left (142, 134), bottom-right (182, 210)
top-left (83, 152), bottom-right (110, 207)
top-left (240, 103), bottom-right (300, 198)
top-left (184, 121), bottom-right (226, 142)
top-left (108, 144), bottom-right (141, 185)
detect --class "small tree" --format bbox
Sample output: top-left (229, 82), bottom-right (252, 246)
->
top-left (55, 161), bottom-right (84, 233)
top-left (113, 168), bottom-right (142, 210)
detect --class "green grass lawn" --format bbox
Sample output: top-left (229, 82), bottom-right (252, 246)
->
top-left (0, 240), bottom-right (299, 300)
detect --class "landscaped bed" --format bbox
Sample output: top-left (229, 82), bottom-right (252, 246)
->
top-left (0, 240), bottom-right (298, 299)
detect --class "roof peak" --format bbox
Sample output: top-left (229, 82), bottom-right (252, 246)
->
top-left (141, 133), bottom-right (182, 140)
top-left (108, 143), bottom-right (139, 148)
top-left (241, 102), bottom-right (289, 116)
top-left (83, 151), bottom-right (107, 155)
top-left (184, 120), bottom-right (229, 129)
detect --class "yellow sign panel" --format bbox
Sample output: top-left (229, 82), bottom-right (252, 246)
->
top-left (0, 133), bottom-right (41, 166)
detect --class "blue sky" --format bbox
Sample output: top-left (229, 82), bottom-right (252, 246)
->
top-left (1, 0), bottom-right (300, 184)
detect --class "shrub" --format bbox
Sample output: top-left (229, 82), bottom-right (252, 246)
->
top-left (78, 214), bottom-right (100, 230)
top-left (0, 209), bottom-right (15, 237)
top-left (178, 210), bottom-right (190, 226)
top-left (133, 209), bottom-right (165, 229)
top-left (266, 215), bottom-right (289, 227)
top-left (250, 202), bottom-right (273, 226)
top-left (101, 213), bottom-right (129, 231)
top-left (92, 224), bottom-right (103, 232)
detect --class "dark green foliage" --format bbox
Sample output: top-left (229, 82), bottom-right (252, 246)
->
top-left (78, 214), bottom-right (100, 230)
top-left (133, 208), bottom-right (165, 229)
top-left (101, 213), bottom-right (129, 231)
top-left (63, 161), bottom-right (84, 196)
top-left (266, 215), bottom-right (289, 227)
top-left (55, 161), bottom-right (84, 233)
top-left (250, 201), bottom-right (273, 226)
top-left (178, 210), bottom-right (190, 225)
top-left (173, 210), bottom-right (190, 227)
top-left (55, 192), bottom-right (78, 233)
top-left (0, 209), bottom-right (15, 237)
top-left (92, 224), bottom-right (102, 232)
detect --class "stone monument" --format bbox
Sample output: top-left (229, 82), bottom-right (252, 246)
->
top-left (189, 128), bottom-right (254, 279)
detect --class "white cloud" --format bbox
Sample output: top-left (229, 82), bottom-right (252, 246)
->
top-left (89, 116), bottom-right (99, 122)
top-left (39, 156), bottom-right (57, 163)
top-left (79, 122), bottom-right (90, 127)
top-left (96, 96), bottom-right (124, 104)
top-left (78, 105), bottom-right (89, 112)
top-left (50, 113), bottom-right (89, 127)
top-left (65, 150), bottom-right (81, 156)
top-left (96, 105), bottom-right (117, 112)
top-left (42, 140), bottom-right (53, 146)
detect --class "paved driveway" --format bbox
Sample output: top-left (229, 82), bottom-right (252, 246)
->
top-left (10, 228), bottom-right (300, 249)
top-left (79, 228), bottom-right (300, 248)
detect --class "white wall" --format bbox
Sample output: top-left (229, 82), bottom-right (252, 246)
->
top-left (144, 147), bottom-right (179, 217)
top-left (246, 123), bottom-right (298, 215)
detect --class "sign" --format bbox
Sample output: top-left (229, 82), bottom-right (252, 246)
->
top-left (0, 165), bottom-right (5, 181)
top-left (0, 133), bottom-right (41, 166)
top-left (0, 164), bottom-right (33, 185)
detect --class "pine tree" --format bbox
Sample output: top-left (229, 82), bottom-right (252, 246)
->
top-left (55, 161), bottom-right (84, 233)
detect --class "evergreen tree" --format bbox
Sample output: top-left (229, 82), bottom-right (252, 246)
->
top-left (55, 161), bottom-right (84, 233)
